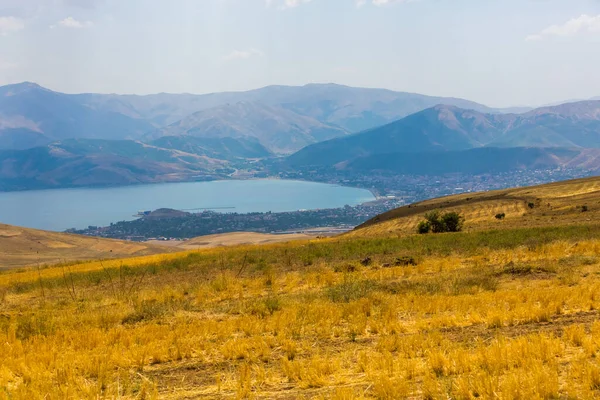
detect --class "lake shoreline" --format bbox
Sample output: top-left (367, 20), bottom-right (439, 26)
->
top-left (0, 179), bottom-right (375, 232)
top-left (0, 176), bottom-right (380, 201)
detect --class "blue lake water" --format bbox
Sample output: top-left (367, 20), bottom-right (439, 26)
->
top-left (0, 180), bottom-right (375, 232)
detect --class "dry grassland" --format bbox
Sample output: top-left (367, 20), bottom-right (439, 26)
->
top-left (0, 223), bottom-right (175, 269)
top-left (150, 232), bottom-right (314, 250)
top-left (353, 176), bottom-right (600, 237)
top-left (3, 222), bottom-right (600, 398)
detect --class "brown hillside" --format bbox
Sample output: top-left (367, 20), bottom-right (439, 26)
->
top-left (148, 231), bottom-right (313, 250)
top-left (352, 175), bottom-right (600, 237)
top-left (0, 223), bottom-right (174, 269)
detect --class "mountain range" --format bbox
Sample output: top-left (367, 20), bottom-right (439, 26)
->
top-left (0, 82), bottom-right (524, 154)
top-left (287, 101), bottom-right (600, 172)
top-left (146, 101), bottom-right (349, 154)
top-left (0, 83), bottom-right (154, 150)
top-left (2, 81), bottom-right (600, 190)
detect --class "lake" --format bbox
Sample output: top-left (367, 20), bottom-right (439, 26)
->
top-left (0, 180), bottom-right (375, 232)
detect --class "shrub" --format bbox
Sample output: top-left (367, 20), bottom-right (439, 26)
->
top-left (417, 211), bottom-right (464, 234)
top-left (441, 212), bottom-right (464, 232)
top-left (495, 213), bottom-right (506, 220)
top-left (528, 202), bottom-right (535, 209)
top-left (425, 211), bottom-right (446, 233)
top-left (582, 205), bottom-right (589, 212)
top-left (417, 221), bottom-right (431, 234)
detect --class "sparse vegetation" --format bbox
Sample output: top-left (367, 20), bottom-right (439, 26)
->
top-left (2, 222), bottom-right (600, 398)
top-left (417, 210), bottom-right (464, 234)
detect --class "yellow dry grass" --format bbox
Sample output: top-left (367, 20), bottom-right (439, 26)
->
top-left (351, 175), bottom-right (600, 238)
top-left (3, 220), bottom-right (600, 398)
top-left (0, 223), bottom-right (175, 269)
top-left (150, 232), bottom-right (314, 250)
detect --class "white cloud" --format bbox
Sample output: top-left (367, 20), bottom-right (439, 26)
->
top-left (0, 16), bottom-right (25, 36)
top-left (223, 48), bottom-right (264, 61)
top-left (266, 0), bottom-right (312, 10)
top-left (526, 14), bottom-right (600, 41)
top-left (53, 16), bottom-right (94, 29)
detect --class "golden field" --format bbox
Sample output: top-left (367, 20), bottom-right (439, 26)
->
top-left (353, 176), bottom-right (600, 237)
top-left (0, 223), bottom-right (175, 269)
top-left (3, 177), bottom-right (600, 398)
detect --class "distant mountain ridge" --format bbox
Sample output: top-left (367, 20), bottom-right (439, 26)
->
top-left (146, 101), bottom-right (349, 154)
top-left (0, 81), bottom-right (524, 152)
top-left (288, 101), bottom-right (600, 169)
top-left (77, 83), bottom-right (519, 133)
top-left (0, 82), bottom-right (154, 149)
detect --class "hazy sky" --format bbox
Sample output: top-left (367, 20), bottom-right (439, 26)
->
top-left (0, 0), bottom-right (599, 107)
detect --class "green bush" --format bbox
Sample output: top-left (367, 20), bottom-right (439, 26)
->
top-left (495, 213), bottom-right (506, 220)
top-left (417, 210), bottom-right (464, 234)
top-left (441, 212), bottom-right (464, 233)
top-left (417, 221), bottom-right (431, 234)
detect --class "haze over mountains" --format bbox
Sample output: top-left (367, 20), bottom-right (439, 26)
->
top-left (288, 101), bottom-right (600, 173)
top-left (0, 81), bottom-right (520, 153)
top-left (146, 101), bottom-right (349, 154)
top-left (1, 81), bottom-right (600, 190)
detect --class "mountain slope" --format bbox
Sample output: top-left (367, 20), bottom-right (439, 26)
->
top-left (351, 176), bottom-right (600, 237)
top-left (346, 147), bottom-right (593, 175)
top-left (0, 139), bottom-right (229, 191)
top-left (0, 82), bottom-right (154, 150)
top-left (288, 101), bottom-right (600, 169)
top-left (0, 222), bottom-right (174, 268)
top-left (146, 101), bottom-right (349, 154)
top-left (150, 135), bottom-right (272, 160)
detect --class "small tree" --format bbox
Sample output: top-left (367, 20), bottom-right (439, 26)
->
top-left (417, 220), bottom-right (431, 234)
top-left (441, 211), bottom-right (464, 232)
top-left (424, 210), bottom-right (446, 233)
top-left (495, 213), bottom-right (506, 220)
top-left (417, 210), bottom-right (465, 234)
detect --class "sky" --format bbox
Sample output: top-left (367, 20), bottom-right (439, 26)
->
top-left (0, 0), bottom-right (599, 107)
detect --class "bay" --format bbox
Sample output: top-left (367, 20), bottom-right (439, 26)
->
top-left (0, 180), bottom-right (375, 232)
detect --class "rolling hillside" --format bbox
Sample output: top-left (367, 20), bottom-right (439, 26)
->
top-left (287, 101), bottom-right (600, 170)
top-left (0, 223), bottom-right (173, 268)
top-left (352, 175), bottom-right (600, 237)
